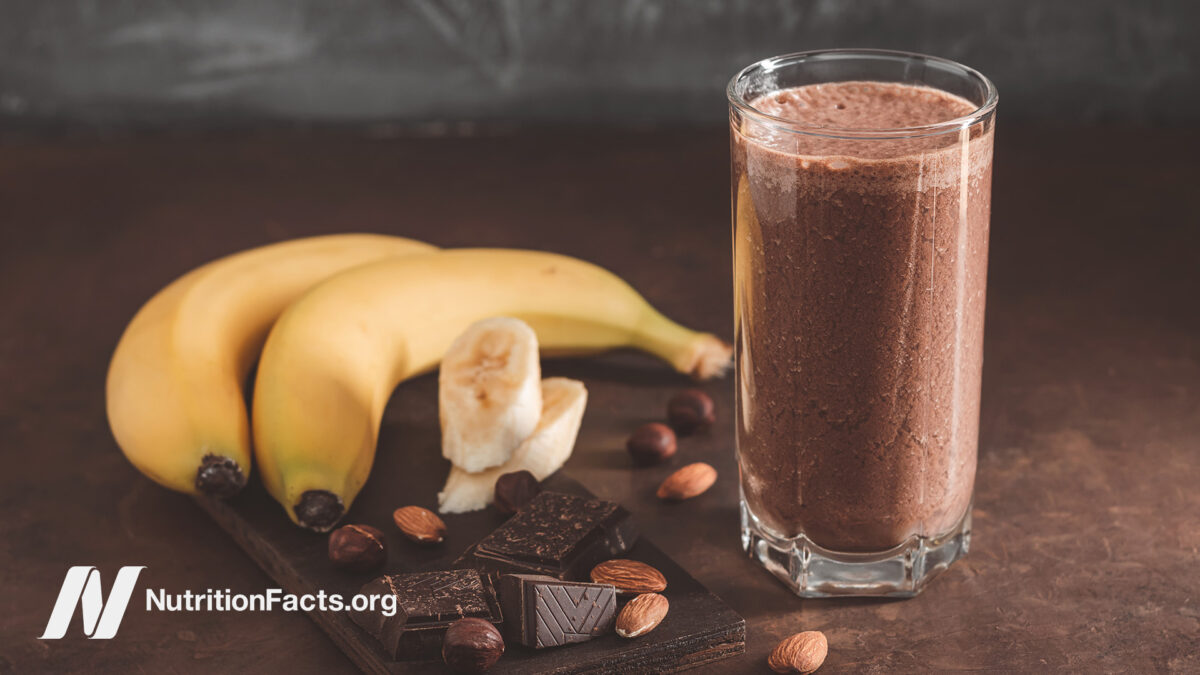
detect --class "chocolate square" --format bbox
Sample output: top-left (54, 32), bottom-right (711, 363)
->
top-left (352, 569), bottom-right (502, 660)
top-left (498, 574), bottom-right (617, 648)
top-left (456, 492), bottom-right (639, 580)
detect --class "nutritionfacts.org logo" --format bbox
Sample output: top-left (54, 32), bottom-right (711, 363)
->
top-left (39, 566), bottom-right (396, 640)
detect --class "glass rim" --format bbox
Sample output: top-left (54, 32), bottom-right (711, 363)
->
top-left (727, 48), bottom-right (999, 140)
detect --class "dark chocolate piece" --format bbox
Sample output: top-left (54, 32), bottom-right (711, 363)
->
top-left (456, 491), bottom-right (639, 580)
top-left (352, 569), bottom-right (502, 660)
top-left (498, 574), bottom-right (617, 648)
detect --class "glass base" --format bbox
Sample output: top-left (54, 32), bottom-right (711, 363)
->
top-left (740, 501), bottom-right (971, 598)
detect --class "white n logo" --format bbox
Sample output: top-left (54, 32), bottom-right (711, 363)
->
top-left (39, 566), bottom-right (145, 639)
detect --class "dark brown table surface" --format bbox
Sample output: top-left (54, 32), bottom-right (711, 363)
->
top-left (2, 126), bottom-right (1198, 673)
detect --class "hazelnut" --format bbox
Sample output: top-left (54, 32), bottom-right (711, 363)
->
top-left (626, 422), bottom-right (677, 466)
top-left (328, 524), bottom-right (386, 572)
top-left (493, 470), bottom-right (542, 516)
top-left (442, 617), bottom-right (504, 673)
top-left (667, 389), bottom-right (715, 435)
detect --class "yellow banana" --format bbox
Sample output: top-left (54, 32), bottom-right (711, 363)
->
top-left (253, 248), bottom-right (731, 530)
top-left (105, 234), bottom-right (437, 496)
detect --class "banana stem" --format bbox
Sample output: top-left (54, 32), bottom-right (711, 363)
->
top-left (631, 309), bottom-right (732, 380)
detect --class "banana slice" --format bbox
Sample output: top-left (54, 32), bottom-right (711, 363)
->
top-left (439, 378), bottom-right (587, 514)
top-left (439, 317), bottom-right (543, 473)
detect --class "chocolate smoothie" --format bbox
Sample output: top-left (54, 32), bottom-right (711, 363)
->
top-left (733, 81), bottom-right (993, 552)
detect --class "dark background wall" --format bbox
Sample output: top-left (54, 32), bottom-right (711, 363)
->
top-left (1, 0), bottom-right (1195, 130)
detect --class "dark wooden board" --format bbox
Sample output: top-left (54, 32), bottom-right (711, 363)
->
top-left (197, 450), bottom-right (745, 674)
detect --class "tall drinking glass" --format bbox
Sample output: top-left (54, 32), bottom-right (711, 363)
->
top-left (729, 50), bottom-right (997, 596)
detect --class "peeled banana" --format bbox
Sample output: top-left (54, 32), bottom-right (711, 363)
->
top-left (439, 377), bottom-right (588, 514)
top-left (105, 234), bottom-right (437, 496)
top-left (439, 317), bottom-right (543, 473)
top-left (252, 248), bottom-right (731, 530)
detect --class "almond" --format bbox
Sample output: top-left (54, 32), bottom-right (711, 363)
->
top-left (768, 631), bottom-right (827, 674)
top-left (589, 559), bottom-right (667, 594)
top-left (392, 505), bottom-right (446, 544)
top-left (615, 593), bottom-right (669, 638)
top-left (656, 462), bottom-right (717, 501)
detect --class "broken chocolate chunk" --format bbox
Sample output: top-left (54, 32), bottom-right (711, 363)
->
top-left (498, 574), bottom-right (617, 648)
top-left (456, 491), bottom-right (639, 580)
top-left (352, 569), bottom-right (502, 660)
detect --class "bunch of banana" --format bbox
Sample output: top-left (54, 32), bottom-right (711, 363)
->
top-left (252, 248), bottom-right (731, 530)
top-left (436, 317), bottom-right (589, 514)
top-left (105, 234), bottom-right (436, 496)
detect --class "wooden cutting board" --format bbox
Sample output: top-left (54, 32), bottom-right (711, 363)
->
top-left (197, 426), bottom-right (745, 674)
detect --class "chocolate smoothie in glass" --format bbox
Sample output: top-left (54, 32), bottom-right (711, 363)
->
top-left (729, 50), bottom-right (997, 596)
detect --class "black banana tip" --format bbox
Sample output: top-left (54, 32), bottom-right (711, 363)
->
top-left (295, 490), bottom-right (345, 531)
top-left (195, 454), bottom-right (246, 497)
